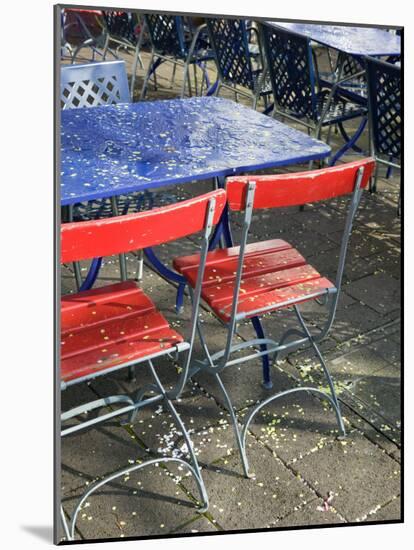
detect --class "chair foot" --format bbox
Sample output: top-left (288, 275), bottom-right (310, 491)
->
top-left (262, 380), bottom-right (273, 390)
top-left (197, 502), bottom-right (209, 514)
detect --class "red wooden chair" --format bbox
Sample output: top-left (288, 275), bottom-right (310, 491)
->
top-left (173, 159), bottom-right (375, 478)
top-left (60, 189), bottom-right (226, 540)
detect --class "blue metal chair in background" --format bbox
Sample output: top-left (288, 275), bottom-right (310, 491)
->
top-left (102, 10), bottom-right (140, 51)
top-left (366, 57), bottom-right (401, 213)
top-left (206, 18), bottom-right (272, 110)
top-left (260, 24), bottom-right (367, 163)
top-left (319, 49), bottom-right (401, 156)
top-left (140, 14), bottom-right (213, 99)
top-left (101, 11), bottom-right (149, 99)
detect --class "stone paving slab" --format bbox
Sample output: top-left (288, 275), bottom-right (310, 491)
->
top-left (322, 300), bottom-right (392, 343)
top-left (63, 463), bottom-right (208, 541)
top-left (345, 272), bottom-right (400, 315)
top-left (326, 347), bottom-right (394, 384)
top-left (338, 390), bottom-right (401, 447)
top-left (347, 365), bottom-right (401, 428)
top-left (289, 430), bottom-right (401, 522)
top-left (181, 435), bottom-right (318, 531)
top-left (194, 359), bottom-right (294, 412)
top-left (307, 247), bottom-right (375, 283)
top-left (129, 390), bottom-right (232, 461)
top-left (367, 337), bottom-right (401, 367)
top-left (247, 390), bottom-right (346, 464)
top-left (362, 495), bottom-right (401, 523)
top-left (274, 499), bottom-right (345, 527)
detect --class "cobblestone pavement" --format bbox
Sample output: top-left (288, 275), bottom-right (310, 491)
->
top-left (60, 45), bottom-right (401, 541)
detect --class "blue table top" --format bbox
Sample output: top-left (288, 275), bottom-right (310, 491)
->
top-left (264, 22), bottom-right (401, 57)
top-left (61, 97), bottom-right (331, 205)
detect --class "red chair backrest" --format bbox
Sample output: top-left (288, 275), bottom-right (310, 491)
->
top-left (61, 190), bottom-right (226, 264)
top-left (226, 158), bottom-right (376, 211)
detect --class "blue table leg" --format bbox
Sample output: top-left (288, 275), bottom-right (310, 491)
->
top-left (329, 116), bottom-right (367, 166)
top-left (209, 218), bottom-right (224, 251)
top-left (251, 316), bottom-right (272, 389)
top-left (79, 257), bottom-right (103, 291)
top-left (263, 102), bottom-right (274, 116)
top-left (206, 78), bottom-right (219, 96)
top-left (144, 247), bottom-right (187, 313)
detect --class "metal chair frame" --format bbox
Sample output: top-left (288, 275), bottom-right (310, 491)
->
top-left (140, 15), bottom-right (213, 99)
top-left (59, 189), bottom-right (226, 540)
top-left (99, 11), bottom-right (149, 99)
top-left (366, 57), bottom-right (401, 213)
top-left (175, 159), bottom-right (375, 477)
top-left (260, 24), bottom-right (367, 162)
top-left (206, 18), bottom-right (271, 110)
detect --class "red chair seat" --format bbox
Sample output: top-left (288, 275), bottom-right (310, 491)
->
top-left (173, 239), bottom-right (335, 322)
top-left (61, 281), bottom-right (183, 383)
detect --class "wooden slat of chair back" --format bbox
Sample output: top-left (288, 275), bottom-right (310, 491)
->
top-left (226, 158), bottom-right (376, 211)
top-left (61, 189), bottom-right (226, 263)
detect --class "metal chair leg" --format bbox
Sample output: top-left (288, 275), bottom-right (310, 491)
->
top-left (370, 163), bottom-right (379, 193)
top-left (136, 249), bottom-right (144, 281)
top-left (140, 50), bottom-right (155, 100)
top-left (214, 372), bottom-right (252, 478)
top-left (65, 456), bottom-right (207, 540)
top-left (110, 196), bottom-right (127, 280)
top-left (60, 505), bottom-right (71, 541)
top-left (293, 305), bottom-right (346, 436)
top-left (68, 204), bottom-right (83, 290)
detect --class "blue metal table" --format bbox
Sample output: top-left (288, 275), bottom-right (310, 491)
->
top-left (61, 96), bottom-right (330, 205)
top-left (264, 22), bottom-right (400, 56)
top-left (61, 96), bottom-right (330, 387)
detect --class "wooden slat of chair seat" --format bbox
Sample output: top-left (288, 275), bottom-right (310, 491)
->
top-left (174, 240), bottom-right (334, 322)
top-left (61, 281), bottom-right (183, 383)
top-left (173, 238), bottom-right (291, 272)
top-left (61, 281), bottom-right (154, 331)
